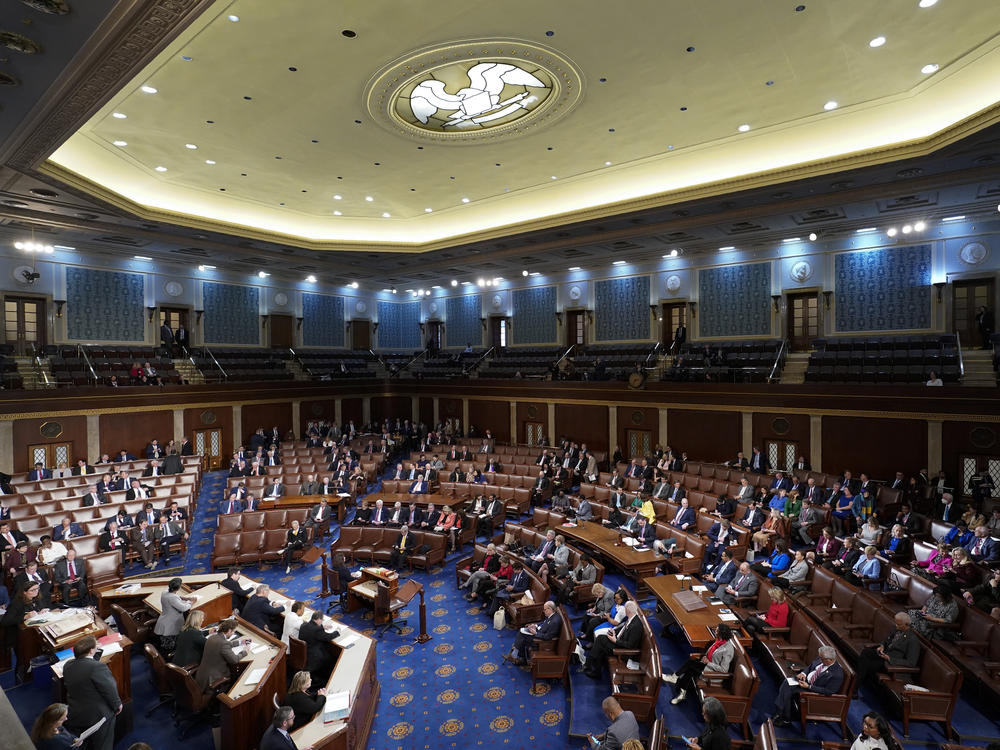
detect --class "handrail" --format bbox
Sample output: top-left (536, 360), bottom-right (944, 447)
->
top-left (471, 346), bottom-right (495, 370)
top-left (28, 341), bottom-right (52, 387)
top-left (397, 347), bottom-right (428, 373)
top-left (554, 345), bottom-right (575, 367)
top-left (643, 341), bottom-right (662, 368)
top-left (955, 330), bottom-right (965, 379)
top-left (180, 344), bottom-right (205, 380)
top-left (77, 345), bottom-right (99, 385)
top-left (767, 339), bottom-right (788, 383)
top-left (202, 346), bottom-right (227, 380)
top-left (368, 348), bottom-right (390, 371)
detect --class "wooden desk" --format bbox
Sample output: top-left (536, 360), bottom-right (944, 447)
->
top-left (50, 634), bottom-right (135, 742)
top-left (95, 575), bottom-right (233, 624)
top-left (554, 520), bottom-right (663, 580)
top-left (261, 494), bottom-right (347, 523)
top-left (347, 567), bottom-right (398, 624)
top-left (643, 574), bottom-right (748, 648)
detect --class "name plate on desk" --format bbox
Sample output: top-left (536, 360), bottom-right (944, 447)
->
top-left (671, 589), bottom-right (708, 612)
top-left (323, 690), bottom-right (350, 722)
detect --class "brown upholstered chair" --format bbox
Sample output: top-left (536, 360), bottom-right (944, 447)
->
top-left (111, 602), bottom-right (156, 646)
top-left (164, 662), bottom-right (226, 739)
top-left (529, 606), bottom-right (572, 691)
top-left (236, 529), bottom-right (265, 567)
top-left (143, 642), bottom-right (175, 717)
top-left (210, 532), bottom-right (240, 571)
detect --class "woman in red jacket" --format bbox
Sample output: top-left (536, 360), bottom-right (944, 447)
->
top-left (741, 586), bottom-right (788, 638)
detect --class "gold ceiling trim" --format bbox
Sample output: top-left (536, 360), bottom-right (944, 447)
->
top-left (38, 100), bottom-right (1000, 253)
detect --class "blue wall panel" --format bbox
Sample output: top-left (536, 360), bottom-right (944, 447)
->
top-left (66, 267), bottom-right (145, 341)
top-left (512, 286), bottom-right (557, 345)
top-left (203, 282), bottom-right (260, 345)
top-left (445, 294), bottom-right (482, 348)
top-left (698, 263), bottom-right (771, 337)
top-left (302, 293), bottom-right (345, 347)
top-left (595, 276), bottom-right (650, 341)
top-left (377, 301), bottom-right (421, 350)
top-left (835, 245), bottom-right (931, 332)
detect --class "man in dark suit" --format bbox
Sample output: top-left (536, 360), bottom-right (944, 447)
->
top-left (115, 449), bottom-right (136, 462)
top-left (749, 447), bottom-right (768, 474)
top-left (703, 519), bottom-right (734, 567)
top-left (220, 493), bottom-right (243, 515)
top-left (28, 461), bottom-right (51, 481)
top-left (196, 619), bottom-right (244, 692)
top-left (283, 520), bottom-right (309, 573)
top-left (142, 460), bottom-right (164, 478)
top-left (487, 561), bottom-right (530, 615)
top-left (0, 521), bottom-right (28, 553)
top-left (770, 472), bottom-right (790, 493)
top-left (52, 518), bottom-right (85, 541)
top-left (408, 474), bottom-right (428, 494)
top-left (80, 483), bottom-right (103, 507)
top-left (161, 450), bottom-right (183, 475)
top-left (264, 478), bottom-right (286, 500)
top-left (728, 451), bottom-right (749, 470)
top-left (229, 460), bottom-right (249, 478)
top-left (389, 525), bottom-right (413, 569)
top-left (634, 516), bottom-right (656, 547)
top-left (404, 502), bottom-right (424, 528)
top-left (773, 647), bottom-right (845, 726)
top-left (220, 568), bottom-right (255, 612)
top-left (125, 479), bottom-right (154, 503)
top-left (740, 500), bottom-right (766, 532)
top-left (53, 549), bottom-right (88, 606)
top-left (98, 522), bottom-right (128, 560)
top-left (72, 459), bottom-right (96, 476)
top-left (670, 498), bottom-right (696, 531)
top-left (508, 599), bottom-right (561, 664)
top-left (298, 610), bottom-right (340, 682)
top-left (667, 480), bottom-right (686, 504)
top-left (584, 600), bottom-right (643, 678)
top-left (702, 550), bottom-right (738, 593)
top-left (242, 584), bottom-right (285, 633)
top-left (720, 562), bottom-right (759, 606)
top-left (260, 706), bottom-right (301, 750)
top-left (15, 560), bottom-right (52, 607)
top-left (63, 635), bottom-right (122, 750)
top-left (179, 437), bottom-right (193, 456)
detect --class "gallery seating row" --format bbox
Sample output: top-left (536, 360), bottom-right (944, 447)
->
top-left (210, 526), bottom-right (315, 571)
top-left (453, 543), bottom-right (550, 628)
top-left (331, 526), bottom-right (447, 571)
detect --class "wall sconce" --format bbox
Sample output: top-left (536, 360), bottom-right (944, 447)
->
top-left (555, 311), bottom-right (563, 325)
top-left (822, 291), bottom-right (833, 310)
top-left (688, 302), bottom-right (697, 318)
top-left (146, 306), bottom-right (157, 322)
top-left (296, 317), bottom-right (304, 330)
top-left (480, 316), bottom-right (487, 330)
top-left (649, 304), bottom-right (658, 317)
top-left (771, 295), bottom-right (781, 313)
top-left (54, 300), bottom-right (65, 318)
top-left (372, 321), bottom-right (379, 333)
top-left (261, 315), bottom-right (269, 329)
top-left (587, 310), bottom-right (594, 325)
top-left (933, 282), bottom-right (946, 303)
top-left (194, 309), bottom-right (204, 324)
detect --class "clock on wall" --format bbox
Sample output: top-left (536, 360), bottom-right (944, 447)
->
top-left (568, 285), bottom-right (582, 301)
top-left (665, 275), bottom-right (681, 293)
top-left (356, 301), bottom-right (367, 314)
top-left (492, 294), bottom-right (503, 308)
top-left (274, 292), bottom-right (289, 307)
top-left (164, 280), bottom-right (184, 297)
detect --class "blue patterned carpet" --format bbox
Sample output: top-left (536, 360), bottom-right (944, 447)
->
top-left (5, 467), bottom-right (1000, 749)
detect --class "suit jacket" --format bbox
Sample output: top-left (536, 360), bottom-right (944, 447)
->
top-left (534, 611), bottom-right (561, 642)
top-left (125, 486), bottom-right (154, 502)
top-left (196, 633), bottom-right (241, 691)
top-left (142, 465), bottom-right (164, 478)
top-left (220, 499), bottom-right (243, 514)
top-left (298, 620), bottom-right (339, 667)
top-left (575, 499), bottom-right (594, 521)
top-left (671, 507), bottom-right (695, 529)
top-left (392, 532), bottom-right (413, 554)
top-left (634, 523), bottom-right (656, 546)
top-left (53, 557), bottom-right (87, 586)
top-left (597, 710), bottom-right (640, 750)
top-left (300, 481), bottom-right (320, 495)
top-left (72, 465), bottom-right (95, 476)
top-left (98, 529), bottom-right (127, 552)
top-left (0, 528), bottom-right (28, 552)
top-left (967, 535), bottom-right (999, 561)
top-left (80, 492), bottom-right (103, 507)
top-left (259, 725), bottom-right (298, 750)
top-left (728, 572), bottom-right (758, 598)
top-left (220, 576), bottom-right (254, 608)
top-left (802, 659), bottom-right (845, 695)
top-left (611, 615), bottom-right (643, 650)
top-left (29, 468), bottom-right (53, 481)
top-left (154, 589), bottom-right (192, 636)
top-left (882, 628), bottom-right (920, 667)
top-left (52, 523), bottom-right (84, 541)
top-left (408, 480), bottom-right (428, 494)
top-left (749, 452), bottom-right (768, 473)
top-left (162, 454), bottom-right (184, 474)
top-left (704, 639), bottom-right (735, 673)
top-left (62, 656), bottom-right (121, 729)
top-left (708, 560), bottom-right (737, 587)
top-left (242, 594), bottom-right (285, 631)
top-left (265, 483), bottom-right (286, 499)
top-left (15, 568), bottom-right (51, 592)
top-left (405, 507), bottom-right (424, 526)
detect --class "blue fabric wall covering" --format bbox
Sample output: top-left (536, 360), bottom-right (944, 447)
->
top-left (203, 282), bottom-right (260, 345)
top-left (66, 267), bottom-right (145, 341)
top-left (595, 276), bottom-right (650, 341)
top-left (302, 293), bottom-right (345, 347)
top-left (377, 301), bottom-right (422, 349)
top-left (445, 294), bottom-right (482, 348)
top-left (512, 286), bottom-right (557, 345)
top-left (835, 244), bottom-right (932, 332)
top-left (698, 263), bottom-right (772, 337)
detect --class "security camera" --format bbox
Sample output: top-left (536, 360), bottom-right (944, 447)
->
top-left (21, 269), bottom-right (40, 284)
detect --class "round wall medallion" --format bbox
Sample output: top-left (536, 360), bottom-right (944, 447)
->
top-left (526, 405), bottom-right (538, 419)
top-left (568, 285), bottom-right (582, 301)
top-left (356, 301), bottom-right (367, 314)
top-left (274, 292), bottom-right (289, 307)
top-left (970, 426), bottom-right (996, 450)
top-left (631, 410), bottom-right (644, 425)
top-left (771, 417), bottom-right (791, 435)
top-left (492, 294), bottom-right (503, 308)
top-left (429, 301), bottom-right (439, 314)
top-left (958, 242), bottom-right (988, 266)
top-left (39, 421), bottom-right (63, 438)
top-left (200, 410), bottom-right (217, 425)
top-left (789, 260), bottom-right (813, 283)
top-left (164, 280), bottom-right (183, 297)
top-left (12, 265), bottom-right (38, 286)
top-left (665, 275), bottom-right (681, 293)
top-left (364, 38), bottom-right (584, 145)
top-left (310, 402), bottom-right (326, 416)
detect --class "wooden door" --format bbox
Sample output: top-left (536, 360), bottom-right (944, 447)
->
top-left (626, 430), bottom-right (652, 459)
top-left (193, 428), bottom-right (223, 471)
top-left (566, 310), bottom-right (586, 347)
top-left (959, 454), bottom-right (999, 500)
top-left (159, 307), bottom-right (188, 331)
top-left (489, 317), bottom-right (507, 349)
top-left (352, 320), bottom-right (371, 350)
top-left (764, 439), bottom-right (798, 473)
top-left (786, 292), bottom-right (819, 351)
top-left (953, 279), bottom-right (995, 348)
top-left (27, 441), bottom-right (72, 471)
top-left (270, 314), bottom-right (294, 349)
top-left (4, 296), bottom-right (45, 356)
top-left (524, 422), bottom-right (545, 446)
top-left (661, 303), bottom-right (687, 349)
top-left (426, 321), bottom-right (442, 350)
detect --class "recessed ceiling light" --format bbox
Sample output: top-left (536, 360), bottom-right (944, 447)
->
top-left (737, 124), bottom-right (751, 132)
top-left (808, 232), bottom-right (818, 241)
top-left (112, 112), bottom-right (127, 119)
top-left (477, 278), bottom-right (485, 287)
top-left (918, 0), bottom-right (937, 7)
top-left (450, 280), bottom-right (458, 287)
top-left (333, 195), bottom-right (342, 200)
top-left (529, 272), bottom-right (542, 277)
top-left (551, 175), bottom-right (557, 180)
top-left (228, 14), bottom-right (240, 21)
top-left (914, 221), bottom-right (926, 231)
top-left (612, 260), bottom-right (627, 266)
top-left (887, 227), bottom-right (898, 237)
top-left (424, 208), bottom-right (432, 213)
top-left (461, 197), bottom-right (470, 203)
top-left (154, 166), bottom-right (167, 172)
top-left (670, 250), bottom-right (679, 257)
top-left (432, 285), bottom-right (442, 290)
top-left (205, 159), bottom-right (216, 165)
top-left (258, 271), bottom-right (269, 278)
top-left (305, 275), bottom-right (317, 283)
top-left (941, 215), bottom-right (965, 222)
top-left (140, 85), bottom-right (158, 94)
top-left (921, 63), bottom-right (939, 74)
top-left (382, 288), bottom-right (391, 293)
top-left (605, 161), bottom-right (612, 166)
top-left (365, 196), bottom-right (374, 202)
top-left (718, 246), bottom-right (736, 251)
top-left (823, 101), bottom-right (838, 111)
top-left (350, 281), bottom-right (359, 289)
top-left (382, 212), bottom-right (391, 218)
top-left (782, 237), bottom-right (802, 244)
top-left (568, 266), bottom-right (581, 271)
top-left (855, 227), bottom-right (878, 234)
top-left (522, 270), bottom-right (529, 277)
top-left (113, 140), bottom-right (127, 147)
top-left (133, 255), bottom-right (153, 261)
top-left (185, 143), bottom-right (197, 150)
top-left (902, 225), bottom-right (913, 234)
top-left (869, 36), bottom-right (886, 48)
top-left (333, 210), bottom-right (342, 216)
top-left (198, 264), bottom-right (216, 271)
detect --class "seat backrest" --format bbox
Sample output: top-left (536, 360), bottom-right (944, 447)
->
top-left (214, 532), bottom-right (241, 553)
top-left (288, 635), bottom-right (308, 671)
top-left (111, 603), bottom-right (140, 640)
top-left (264, 528), bottom-right (287, 549)
top-left (165, 662), bottom-right (201, 712)
top-left (243, 511), bottom-right (265, 530)
top-left (830, 580), bottom-right (857, 611)
top-left (143, 643), bottom-right (170, 692)
top-left (788, 610), bottom-right (813, 646)
top-left (338, 526), bottom-right (362, 546)
top-left (240, 529), bottom-right (265, 550)
top-left (87, 550), bottom-right (123, 587)
top-left (264, 510), bottom-right (287, 529)
top-left (360, 527), bottom-right (384, 545)
top-left (217, 515), bottom-right (241, 534)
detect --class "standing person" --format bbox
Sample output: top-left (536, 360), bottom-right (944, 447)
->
top-left (30, 703), bottom-right (81, 749)
top-left (977, 305), bottom-right (995, 349)
top-left (153, 577), bottom-right (194, 653)
top-left (683, 696), bottom-right (731, 750)
top-left (62, 636), bottom-right (122, 750)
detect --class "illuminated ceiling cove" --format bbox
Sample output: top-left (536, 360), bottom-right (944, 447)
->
top-left (44, 0), bottom-right (1000, 251)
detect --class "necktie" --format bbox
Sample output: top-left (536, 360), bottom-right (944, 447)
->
top-left (400, 535), bottom-right (406, 552)
top-left (975, 539), bottom-right (984, 554)
top-left (809, 664), bottom-right (825, 685)
top-left (737, 575), bottom-right (746, 588)
top-left (31, 573), bottom-right (39, 582)
top-left (68, 561), bottom-right (75, 578)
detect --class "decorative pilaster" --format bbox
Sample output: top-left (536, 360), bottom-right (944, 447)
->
top-left (810, 415), bottom-right (823, 473)
top-left (86, 414), bottom-right (101, 464)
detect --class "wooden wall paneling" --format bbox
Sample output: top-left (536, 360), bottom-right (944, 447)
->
top-left (240, 403), bottom-right (293, 442)
top-left (752, 412), bottom-right (811, 467)
top-left (419, 397), bottom-right (434, 427)
top-left (555, 404), bottom-right (609, 452)
top-left (515, 401), bottom-right (548, 444)
top-left (822, 416), bottom-right (927, 482)
top-left (12, 416), bottom-right (89, 473)
top-left (299, 399), bottom-right (337, 428)
top-left (183, 406), bottom-right (232, 454)
top-left (615, 406), bottom-right (660, 456)
top-left (439, 398), bottom-right (463, 426)
top-left (942, 420), bottom-right (998, 491)
top-left (468, 400), bottom-right (512, 443)
top-left (99, 411), bottom-right (174, 460)
top-left (666, 409), bottom-right (740, 464)
top-left (371, 396), bottom-right (412, 424)
top-left (341, 397), bottom-right (363, 426)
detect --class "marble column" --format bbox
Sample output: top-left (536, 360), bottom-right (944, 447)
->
top-left (291, 400), bottom-right (301, 439)
top-left (463, 399), bottom-right (470, 435)
top-left (608, 406), bottom-right (618, 457)
top-left (433, 397), bottom-right (440, 426)
top-left (0, 419), bottom-right (13, 473)
top-left (172, 408), bottom-right (184, 442)
top-left (362, 396), bottom-right (371, 425)
top-left (927, 419), bottom-right (942, 477)
top-left (741, 411), bottom-right (753, 455)
top-left (810, 415), bottom-right (822, 473)
top-left (510, 401), bottom-right (518, 444)
top-left (86, 414), bottom-right (101, 464)
top-left (411, 396), bottom-right (420, 424)
top-left (658, 408), bottom-right (668, 448)
top-left (334, 398), bottom-right (342, 427)
top-left (232, 407), bottom-right (242, 453)
top-left (547, 403), bottom-right (556, 443)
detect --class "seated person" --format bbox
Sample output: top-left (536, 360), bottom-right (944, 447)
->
top-left (701, 550), bottom-right (737, 593)
top-left (506, 599), bottom-right (560, 665)
top-left (750, 539), bottom-right (791, 578)
top-left (281, 670), bottom-right (327, 731)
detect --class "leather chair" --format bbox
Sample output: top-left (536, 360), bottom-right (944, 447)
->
top-left (331, 526), bottom-right (362, 563)
top-left (374, 580), bottom-right (408, 638)
top-left (143, 642), bottom-right (175, 717)
top-left (529, 606), bottom-right (572, 691)
top-left (111, 602), bottom-right (155, 646)
top-left (647, 713), bottom-right (667, 750)
top-left (288, 635), bottom-right (308, 673)
top-left (259, 528), bottom-right (291, 567)
top-left (876, 637), bottom-right (962, 739)
top-left (698, 639), bottom-right (760, 740)
top-left (608, 614), bottom-right (662, 723)
top-left (352, 527), bottom-right (385, 565)
top-left (217, 514), bottom-right (241, 534)
top-left (407, 531), bottom-right (447, 572)
top-left (236, 529), bottom-right (265, 567)
top-left (242, 510), bottom-right (265, 530)
top-left (501, 569), bottom-right (549, 629)
top-left (86, 550), bottom-right (124, 588)
top-left (264, 510), bottom-right (287, 530)
top-left (210, 532), bottom-right (240, 571)
top-left (164, 661), bottom-right (226, 739)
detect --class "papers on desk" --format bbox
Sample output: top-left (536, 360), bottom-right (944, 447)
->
top-left (621, 537), bottom-right (638, 547)
top-left (337, 493), bottom-right (352, 498)
top-left (335, 634), bottom-right (358, 649)
top-left (691, 586), bottom-right (708, 593)
top-left (561, 522), bottom-right (578, 527)
top-left (323, 690), bottom-right (351, 722)
top-left (77, 717), bottom-right (106, 742)
top-left (115, 583), bottom-right (141, 592)
top-left (684, 551), bottom-right (694, 558)
top-left (250, 643), bottom-right (270, 655)
top-left (519, 626), bottom-right (535, 636)
top-left (351, 571), bottom-right (362, 579)
top-left (99, 641), bottom-right (123, 657)
top-left (244, 667), bottom-right (267, 685)
top-left (718, 613), bottom-right (739, 622)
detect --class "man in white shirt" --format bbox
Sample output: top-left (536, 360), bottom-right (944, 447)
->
top-left (280, 601), bottom-right (306, 645)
